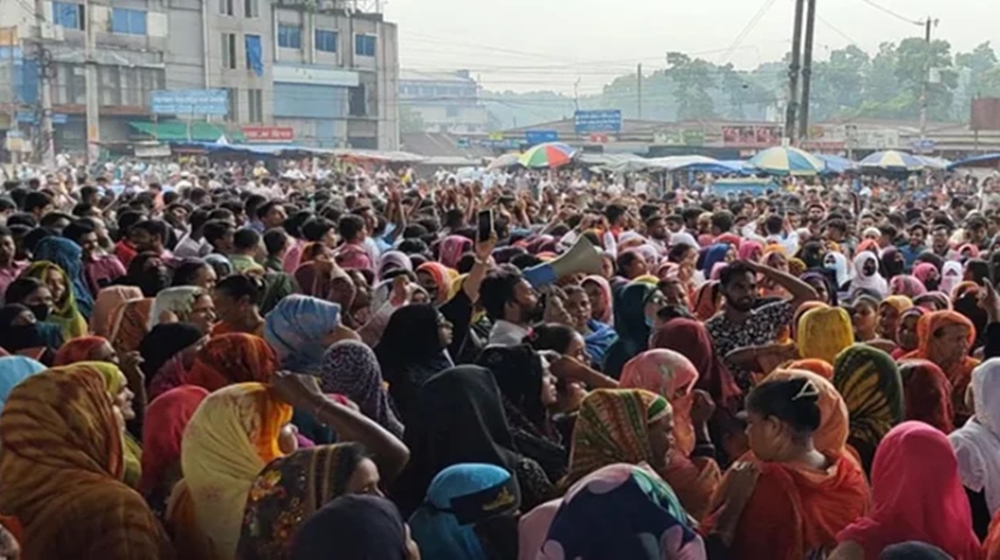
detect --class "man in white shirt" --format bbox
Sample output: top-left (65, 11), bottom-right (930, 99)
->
top-left (480, 266), bottom-right (541, 346)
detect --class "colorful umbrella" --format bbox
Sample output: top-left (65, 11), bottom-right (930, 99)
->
top-left (748, 146), bottom-right (825, 176)
top-left (859, 150), bottom-right (923, 171)
top-left (518, 142), bottom-right (576, 168)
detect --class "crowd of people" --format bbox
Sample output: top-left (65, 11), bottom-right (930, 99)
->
top-left (2, 162), bottom-right (1000, 559)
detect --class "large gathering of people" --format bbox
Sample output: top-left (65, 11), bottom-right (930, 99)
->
top-left (1, 161), bottom-right (1000, 558)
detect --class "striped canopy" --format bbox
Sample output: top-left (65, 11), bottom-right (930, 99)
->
top-left (748, 146), bottom-right (825, 176)
top-left (859, 150), bottom-right (923, 171)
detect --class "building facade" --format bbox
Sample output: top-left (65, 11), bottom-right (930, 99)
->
top-left (399, 69), bottom-right (487, 134)
top-left (0, 0), bottom-right (399, 154)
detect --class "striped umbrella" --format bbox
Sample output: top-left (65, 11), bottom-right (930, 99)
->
top-left (748, 146), bottom-right (825, 176)
top-left (859, 150), bottom-right (923, 171)
top-left (518, 142), bottom-right (576, 168)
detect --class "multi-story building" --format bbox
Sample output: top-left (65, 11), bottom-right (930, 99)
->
top-left (399, 69), bottom-right (488, 134)
top-left (0, 0), bottom-right (399, 153)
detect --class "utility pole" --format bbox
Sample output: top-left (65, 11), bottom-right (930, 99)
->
top-left (85, 0), bottom-right (99, 164)
top-left (34, 0), bottom-right (55, 168)
top-left (798, 0), bottom-right (817, 143)
top-left (784, 0), bottom-right (806, 144)
top-left (637, 63), bottom-right (643, 120)
top-left (918, 17), bottom-right (935, 152)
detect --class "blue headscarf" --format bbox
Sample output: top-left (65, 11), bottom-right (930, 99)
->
top-left (584, 318), bottom-right (617, 367)
top-left (0, 356), bottom-right (45, 410)
top-left (409, 464), bottom-right (520, 560)
top-left (263, 294), bottom-right (340, 375)
top-left (33, 236), bottom-right (95, 320)
top-left (543, 463), bottom-right (703, 558)
top-left (602, 282), bottom-right (656, 379)
top-left (700, 243), bottom-right (731, 276)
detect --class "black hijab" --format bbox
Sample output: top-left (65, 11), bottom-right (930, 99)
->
top-left (391, 365), bottom-right (521, 516)
top-left (122, 251), bottom-right (173, 297)
top-left (291, 495), bottom-right (408, 560)
top-left (138, 322), bottom-right (205, 378)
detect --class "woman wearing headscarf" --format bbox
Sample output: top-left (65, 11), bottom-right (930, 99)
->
top-left (378, 250), bottom-right (412, 280)
top-left (914, 262), bottom-right (941, 292)
top-left (439, 235), bottom-right (473, 269)
top-left (320, 340), bottom-right (404, 438)
top-left (75, 361), bottom-right (145, 489)
top-left (0, 303), bottom-right (60, 363)
top-left (880, 247), bottom-right (906, 279)
top-left (902, 310), bottom-right (979, 425)
top-left (264, 294), bottom-right (351, 376)
top-left (621, 349), bottom-right (721, 521)
top-left (950, 358), bottom-right (1000, 539)
top-left (561, 284), bottom-right (616, 368)
top-left (409, 463), bottom-right (521, 560)
top-left (738, 240), bottom-right (763, 262)
top-left (536, 464), bottom-right (705, 559)
top-left (834, 422), bottom-right (981, 560)
top-left (892, 307), bottom-right (926, 359)
top-left (291, 495), bottom-right (418, 560)
top-left (147, 286), bottom-right (207, 329)
top-left (650, 318), bottom-right (741, 410)
top-left (890, 275), bottom-right (927, 298)
top-left (176, 382), bottom-right (293, 559)
top-left (701, 243), bottom-right (732, 278)
top-left (581, 275), bottom-right (613, 325)
top-left (140, 385), bottom-right (209, 517)
top-left (941, 261), bottom-right (964, 297)
top-left (707, 376), bottom-right (869, 560)
top-left (239, 444), bottom-right (390, 560)
top-left (19, 261), bottom-right (88, 340)
top-left (374, 303), bottom-right (454, 425)
top-left (602, 281), bottom-right (659, 379)
top-left (120, 251), bottom-right (173, 298)
top-left (851, 251), bottom-right (889, 298)
top-left (33, 236), bottom-right (95, 319)
top-left (111, 295), bottom-right (155, 353)
top-left (824, 251), bottom-right (852, 292)
top-left (832, 344), bottom-right (904, 474)
top-left (788, 358), bottom-right (835, 380)
top-left (801, 270), bottom-right (838, 306)
top-left (797, 306), bottom-right (854, 365)
top-left (897, 360), bottom-right (954, 434)
top-left (392, 366), bottom-right (555, 517)
top-left (796, 241), bottom-right (827, 270)
top-left (185, 333), bottom-right (278, 391)
top-left (478, 345), bottom-right (567, 482)
top-left (877, 295), bottom-right (913, 344)
top-left (416, 261), bottom-right (455, 307)
top-left (0, 355), bottom-right (44, 410)
top-left (139, 323), bottom-right (206, 401)
top-left (90, 285), bottom-right (144, 337)
top-left (0, 367), bottom-right (174, 558)
top-left (53, 335), bottom-right (113, 366)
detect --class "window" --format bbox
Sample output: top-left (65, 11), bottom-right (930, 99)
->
top-left (277, 24), bottom-right (302, 49)
top-left (111, 8), bottom-right (147, 35)
top-left (243, 0), bottom-right (259, 17)
top-left (446, 105), bottom-right (459, 118)
top-left (221, 33), bottom-right (237, 69)
top-left (247, 88), bottom-right (263, 123)
top-left (354, 34), bottom-right (376, 57)
top-left (52, 2), bottom-right (84, 30)
top-left (245, 34), bottom-right (263, 76)
top-left (315, 29), bottom-right (337, 53)
top-left (348, 85), bottom-right (367, 116)
top-left (225, 87), bottom-right (239, 122)
top-left (219, 0), bottom-right (233, 16)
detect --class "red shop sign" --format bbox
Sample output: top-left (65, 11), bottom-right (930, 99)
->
top-left (242, 126), bottom-right (295, 142)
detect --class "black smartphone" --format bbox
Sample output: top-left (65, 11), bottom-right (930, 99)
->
top-left (478, 209), bottom-right (493, 242)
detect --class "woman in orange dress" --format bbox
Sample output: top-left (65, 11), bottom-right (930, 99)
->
top-left (900, 310), bottom-right (979, 426)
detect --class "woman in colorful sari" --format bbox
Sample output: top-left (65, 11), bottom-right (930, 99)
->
top-left (90, 285), bottom-right (144, 337)
top-left (832, 344), bottom-right (905, 474)
top-left (20, 260), bottom-right (88, 340)
top-left (949, 358), bottom-right (1000, 539)
top-left (409, 463), bottom-right (521, 560)
top-left (898, 360), bottom-right (954, 434)
top-left (0, 355), bottom-right (44, 410)
top-left (621, 349), bottom-right (721, 521)
top-left (238, 443), bottom-right (386, 560)
top-left (833, 422), bottom-right (981, 560)
top-left (709, 376), bottom-right (869, 560)
top-left (692, 280), bottom-right (722, 321)
top-left (140, 385), bottom-right (209, 518)
top-left (416, 261), bottom-right (456, 307)
top-left (176, 382), bottom-right (293, 559)
top-left (0, 366), bottom-right (174, 558)
top-left (264, 294), bottom-right (353, 376)
top-left (536, 464), bottom-right (705, 559)
top-left (111, 295), bottom-right (155, 353)
top-left (902, 310), bottom-right (979, 425)
top-left (185, 333), bottom-right (278, 392)
top-left (320, 340), bottom-right (404, 438)
top-left (76, 361), bottom-right (145, 489)
top-left (33, 236), bottom-right (94, 319)
top-left (139, 323), bottom-right (207, 401)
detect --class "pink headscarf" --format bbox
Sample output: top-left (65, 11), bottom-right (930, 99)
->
top-left (621, 349), bottom-right (699, 456)
top-left (710, 261), bottom-right (728, 280)
top-left (737, 240), bottom-right (763, 262)
top-left (438, 235), bottom-right (473, 269)
top-left (913, 263), bottom-right (938, 287)
top-left (582, 275), bottom-right (613, 324)
top-left (889, 275), bottom-right (927, 298)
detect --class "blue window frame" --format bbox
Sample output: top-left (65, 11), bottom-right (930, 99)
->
top-left (52, 2), bottom-right (84, 30)
top-left (315, 29), bottom-right (338, 53)
top-left (277, 24), bottom-right (302, 49)
top-left (354, 34), bottom-right (376, 57)
top-left (111, 8), bottom-right (147, 35)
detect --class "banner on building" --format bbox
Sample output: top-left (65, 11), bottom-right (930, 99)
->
top-left (242, 126), bottom-right (294, 142)
top-left (574, 109), bottom-right (621, 134)
top-left (150, 89), bottom-right (228, 116)
top-left (524, 129), bottom-right (558, 146)
top-left (721, 125), bottom-right (782, 147)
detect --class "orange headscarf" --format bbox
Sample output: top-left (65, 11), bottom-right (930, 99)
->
top-left (787, 359), bottom-right (835, 380)
top-left (53, 336), bottom-right (109, 366)
top-left (416, 262), bottom-right (454, 305)
top-left (902, 310), bottom-right (979, 423)
top-left (185, 333), bottom-right (278, 392)
top-left (692, 281), bottom-right (721, 321)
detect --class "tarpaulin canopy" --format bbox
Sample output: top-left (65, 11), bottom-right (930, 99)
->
top-left (129, 121), bottom-right (245, 142)
top-left (948, 153), bottom-right (1000, 169)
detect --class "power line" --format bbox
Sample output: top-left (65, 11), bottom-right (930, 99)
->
top-left (717, 0), bottom-right (780, 63)
top-left (815, 14), bottom-right (862, 46)
top-left (856, 0), bottom-right (923, 26)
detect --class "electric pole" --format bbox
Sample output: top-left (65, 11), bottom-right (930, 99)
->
top-left (637, 63), bottom-right (643, 120)
top-left (798, 0), bottom-right (817, 143)
top-left (918, 17), bottom-right (935, 152)
top-left (34, 0), bottom-right (55, 167)
top-left (784, 0), bottom-right (806, 144)
top-left (85, 0), bottom-right (99, 164)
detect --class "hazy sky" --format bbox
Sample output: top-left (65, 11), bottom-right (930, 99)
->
top-left (385, 0), bottom-right (995, 94)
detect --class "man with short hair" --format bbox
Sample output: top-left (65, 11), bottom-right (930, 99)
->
top-left (229, 228), bottom-right (264, 273)
top-left (256, 200), bottom-right (288, 231)
top-left (900, 222), bottom-right (928, 269)
top-left (129, 219), bottom-right (173, 260)
top-left (480, 265), bottom-right (541, 346)
top-left (64, 219), bottom-right (126, 295)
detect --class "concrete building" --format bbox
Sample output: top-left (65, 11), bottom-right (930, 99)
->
top-left (399, 69), bottom-right (487, 134)
top-left (0, 0), bottom-right (399, 153)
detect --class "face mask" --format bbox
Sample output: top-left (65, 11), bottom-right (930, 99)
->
top-left (29, 304), bottom-right (50, 322)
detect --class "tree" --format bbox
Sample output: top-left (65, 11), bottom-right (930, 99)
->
top-left (665, 52), bottom-right (717, 120)
top-left (810, 45), bottom-right (870, 120)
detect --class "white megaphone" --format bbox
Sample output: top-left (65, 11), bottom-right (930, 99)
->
top-left (523, 236), bottom-right (604, 288)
